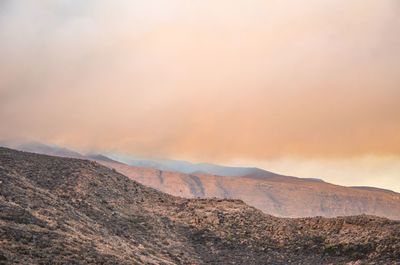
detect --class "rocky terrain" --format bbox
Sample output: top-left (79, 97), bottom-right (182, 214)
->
top-left (99, 160), bottom-right (400, 220)
top-left (1, 147), bottom-right (400, 264)
top-left (5, 142), bottom-right (400, 220)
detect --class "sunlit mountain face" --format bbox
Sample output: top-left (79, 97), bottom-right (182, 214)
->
top-left (1, 1), bottom-right (400, 192)
top-left (3, 141), bottom-right (400, 220)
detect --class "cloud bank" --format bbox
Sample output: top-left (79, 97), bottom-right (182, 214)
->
top-left (1, 1), bottom-right (399, 190)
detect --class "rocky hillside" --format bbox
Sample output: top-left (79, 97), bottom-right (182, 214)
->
top-left (99, 160), bottom-right (400, 220)
top-left (6, 142), bottom-right (400, 219)
top-left (1, 147), bottom-right (399, 264)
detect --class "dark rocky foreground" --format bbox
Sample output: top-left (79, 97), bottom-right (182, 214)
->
top-left (0, 147), bottom-right (399, 264)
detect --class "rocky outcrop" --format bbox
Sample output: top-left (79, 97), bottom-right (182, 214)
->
top-left (1, 147), bottom-right (399, 264)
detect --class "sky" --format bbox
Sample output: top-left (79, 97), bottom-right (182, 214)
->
top-left (0, 1), bottom-right (399, 191)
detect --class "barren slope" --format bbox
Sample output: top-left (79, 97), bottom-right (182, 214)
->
top-left (1, 147), bottom-right (400, 264)
top-left (99, 161), bottom-right (400, 219)
top-left (7, 142), bottom-right (400, 219)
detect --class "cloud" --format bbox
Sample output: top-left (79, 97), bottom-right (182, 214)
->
top-left (0, 0), bottom-right (399, 162)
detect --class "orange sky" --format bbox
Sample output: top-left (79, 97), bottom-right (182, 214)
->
top-left (1, 1), bottom-right (399, 190)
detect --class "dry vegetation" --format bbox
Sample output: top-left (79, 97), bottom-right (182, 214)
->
top-left (1, 147), bottom-right (399, 264)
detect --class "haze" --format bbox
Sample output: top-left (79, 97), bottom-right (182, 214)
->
top-left (0, 1), bottom-right (399, 191)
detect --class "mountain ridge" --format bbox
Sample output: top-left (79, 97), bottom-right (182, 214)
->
top-left (2, 142), bottom-right (399, 219)
top-left (1, 147), bottom-right (399, 264)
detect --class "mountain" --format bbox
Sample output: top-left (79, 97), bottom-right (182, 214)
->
top-left (1, 147), bottom-right (399, 264)
top-left (98, 161), bottom-right (400, 219)
top-left (3, 142), bottom-right (400, 219)
top-left (108, 154), bottom-right (293, 178)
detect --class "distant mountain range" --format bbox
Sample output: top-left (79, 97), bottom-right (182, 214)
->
top-left (109, 154), bottom-right (265, 177)
top-left (2, 141), bottom-right (400, 219)
top-left (0, 141), bottom-right (324, 181)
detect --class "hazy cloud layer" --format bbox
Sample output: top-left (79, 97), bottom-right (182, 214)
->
top-left (1, 1), bottom-right (400, 189)
top-left (232, 155), bottom-right (400, 192)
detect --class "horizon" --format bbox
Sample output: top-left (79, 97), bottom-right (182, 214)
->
top-left (1, 1), bottom-right (399, 192)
